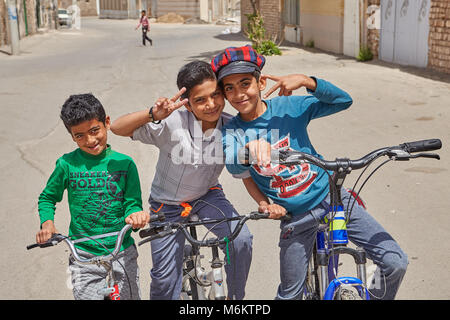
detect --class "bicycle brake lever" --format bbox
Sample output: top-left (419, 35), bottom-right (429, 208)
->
top-left (410, 153), bottom-right (440, 160)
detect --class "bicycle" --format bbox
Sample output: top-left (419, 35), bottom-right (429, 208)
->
top-left (26, 214), bottom-right (164, 300)
top-left (242, 138), bottom-right (441, 300)
top-left (138, 211), bottom-right (272, 300)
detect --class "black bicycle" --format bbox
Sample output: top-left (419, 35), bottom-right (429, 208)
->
top-left (138, 211), bottom-right (271, 300)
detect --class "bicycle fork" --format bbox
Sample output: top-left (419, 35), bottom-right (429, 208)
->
top-left (210, 246), bottom-right (226, 300)
top-left (316, 244), bottom-right (368, 299)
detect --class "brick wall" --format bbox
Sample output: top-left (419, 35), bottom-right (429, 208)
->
top-left (259, 0), bottom-right (282, 41)
top-left (428, 0), bottom-right (450, 73)
top-left (241, 0), bottom-right (282, 41)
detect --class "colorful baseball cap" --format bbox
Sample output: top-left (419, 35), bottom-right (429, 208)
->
top-left (211, 45), bottom-right (265, 82)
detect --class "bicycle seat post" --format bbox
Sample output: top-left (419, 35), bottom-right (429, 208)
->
top-left (188, 214), bottom-right (200, 256)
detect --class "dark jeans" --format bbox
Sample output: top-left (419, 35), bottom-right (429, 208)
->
top-left (142, 26), bottom-right (152, 45)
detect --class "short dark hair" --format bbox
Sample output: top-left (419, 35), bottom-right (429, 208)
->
top-left (177, 60), bottom-right (216, 101)
top-left (60, 93), bottom-right (106, 133)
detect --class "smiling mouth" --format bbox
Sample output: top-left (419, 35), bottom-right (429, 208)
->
top-left (88, 144), bottom-right (100, 151)
top-left (205, 107), bottom-right (220, 115)
top-left (234, 99), bottom-right (249, 105)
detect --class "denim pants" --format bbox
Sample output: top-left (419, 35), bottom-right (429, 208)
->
top-left (276, 188), bottom-right (408, 300)
top-left (148, 185), bottom-right (253, 300)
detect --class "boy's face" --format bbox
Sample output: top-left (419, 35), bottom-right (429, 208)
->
top-left (70, 117), bottom-right (110, 156)
top-left (185, 79), bottom-right (225, 130)
top-left (221, 73), bottom-right (266, 121)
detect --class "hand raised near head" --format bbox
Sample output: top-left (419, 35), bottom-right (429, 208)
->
top-left (151, 87), bottom-right (189, 121)
top-left (262, 74), bottom-right (317, 99)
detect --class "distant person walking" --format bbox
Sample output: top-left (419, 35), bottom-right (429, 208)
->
top-left (136, 10), bottom-right (153, 46)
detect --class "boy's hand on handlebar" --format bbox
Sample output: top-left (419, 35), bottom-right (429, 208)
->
top-left (246, 139), bottom-right (272, 167)
top-left (125, 211), bottom-right (150, 229)
top-left (151, 88), bottom-right (189, 121)
top-left (36, 220), bottom-right (57, 244)
top-left (258, 202), bottom-right (287, 220)
top-left (262, 74), bottom-right (317, 98)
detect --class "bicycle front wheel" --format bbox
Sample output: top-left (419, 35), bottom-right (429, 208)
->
top-left (182, 244), bottom-right (207, 300)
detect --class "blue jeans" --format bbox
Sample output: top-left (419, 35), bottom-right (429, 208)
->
top-left (276, 188), bottom-right (408, 300)
top-left (148, 185), bottom-right (253, 300)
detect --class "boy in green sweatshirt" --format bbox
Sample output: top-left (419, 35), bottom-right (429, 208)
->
top-left (35, 93), bottom-right (149, 299)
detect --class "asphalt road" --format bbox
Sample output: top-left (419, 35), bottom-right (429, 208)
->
top-left (1, 17), bottom-right (449, 300)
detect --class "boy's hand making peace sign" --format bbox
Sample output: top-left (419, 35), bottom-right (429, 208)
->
top-left (262, 74), bottom-right (317, 99)
top-left (150, 87), bottom-right (189, 122)
top-left (110, 88), bottom-right (189, 138)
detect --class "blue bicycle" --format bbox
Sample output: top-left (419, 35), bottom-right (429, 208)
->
top-left (272, 138), bottom-right (441, 300)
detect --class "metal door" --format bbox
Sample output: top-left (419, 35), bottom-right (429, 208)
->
top-left (380, 0), bottom-right (430, 67)
top-left (343, 0), bottom-right (360, 58)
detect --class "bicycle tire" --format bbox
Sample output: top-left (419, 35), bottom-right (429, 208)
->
top-left (333, 284), bottom-right (364, 300)
top-left (303, 246), bottom-right (321, 300)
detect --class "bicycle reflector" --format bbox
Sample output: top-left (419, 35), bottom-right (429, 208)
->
top-left (324, 206), bottom-right (349, 245)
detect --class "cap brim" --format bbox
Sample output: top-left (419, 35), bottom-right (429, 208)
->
top-left (217, 61), bottom-right (261, 82)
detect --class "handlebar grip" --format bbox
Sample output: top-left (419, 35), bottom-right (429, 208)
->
top-left (26, 233), bottom-right (64, 250)
top-left (400, 139), bottom-right (442, 153)
top-left (281, 213), bottom-right (292, 221)
top-left (238, 147), bottom-right (250, 165)
top-left (238, 147), bottom-right (282, 165)
top-left (139, 227), bottom-right (159, 239)
top-left (149, 212), bottom-right (165, 222)
top-left (26, 241), bottom-right (56, 250)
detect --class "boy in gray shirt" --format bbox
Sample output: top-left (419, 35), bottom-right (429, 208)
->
top-left (111, 60), bottom-right (253, 300)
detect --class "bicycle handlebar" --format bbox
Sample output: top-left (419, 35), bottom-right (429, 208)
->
top-left (138, 211), bottom-right (279, 247)
top-left (26, 213), bottom-right (165, 265)
top-left (239, 138), bottom-right (441, 171)
top-left (26, 224), bottom-right (132, 265)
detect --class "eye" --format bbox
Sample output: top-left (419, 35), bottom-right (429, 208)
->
top-left (90, 127), bottom-right (100, 134)
top-left (241, 81), bottom-right (251, 88)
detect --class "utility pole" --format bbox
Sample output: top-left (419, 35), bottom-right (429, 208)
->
top-left (6, 0), bottom-right (20, 55)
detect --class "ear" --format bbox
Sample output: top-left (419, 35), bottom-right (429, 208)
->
top-left (258, 76), bottom-right (267, 91)
top-left (184, 101), bottom-right (192, 112)
top-left (104, 116), bottom-right (111, 130)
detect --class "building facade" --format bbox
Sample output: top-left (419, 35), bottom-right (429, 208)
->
top-left (98, 0), bottom-right (239, 21)
top-left (240, 0), bottom-right (450, 74)
top-left (1, 0), bottom-right (59, 47)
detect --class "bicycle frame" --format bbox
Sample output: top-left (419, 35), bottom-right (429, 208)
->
top-left (310, 171), bottom-right (370, 300)
top-left (139, 211), bottom-right (270, 300)
top-left (181, 217), bottom-right (227, 300)
top-left (27, 224), bottom-right (134, 300)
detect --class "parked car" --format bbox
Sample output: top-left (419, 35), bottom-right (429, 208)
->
top-left (58, 9), bottom-right (72, 27)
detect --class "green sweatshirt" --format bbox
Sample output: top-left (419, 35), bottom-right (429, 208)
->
top-left (38, 145), bottom-right (143, 255)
